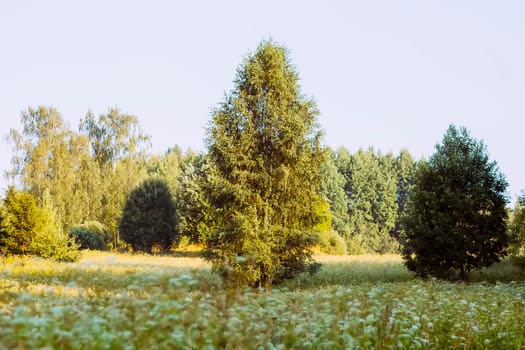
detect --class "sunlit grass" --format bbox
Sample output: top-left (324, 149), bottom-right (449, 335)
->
top-left (1, 251), bottom-right (525, 349)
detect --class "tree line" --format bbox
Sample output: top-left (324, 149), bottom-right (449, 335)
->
top-left (1, 40), bottom-right (524, 286)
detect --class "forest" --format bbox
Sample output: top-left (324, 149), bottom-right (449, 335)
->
top-left (1, 40), bottom-right (525, 348)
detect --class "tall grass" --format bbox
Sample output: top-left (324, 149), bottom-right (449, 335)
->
top-left (1, 251), bottom-right (525, 349)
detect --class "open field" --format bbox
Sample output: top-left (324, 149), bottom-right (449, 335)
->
top-left (1, 252), bottom-right (525, 349)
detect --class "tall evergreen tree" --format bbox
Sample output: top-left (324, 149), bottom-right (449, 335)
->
top-left (402, 125), bottom-right (508, 281)
top-left (204, 40), bottom-right (326, 286)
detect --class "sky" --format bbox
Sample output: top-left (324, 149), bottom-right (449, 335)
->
top-left (1, 1), bottom-right (524, 202)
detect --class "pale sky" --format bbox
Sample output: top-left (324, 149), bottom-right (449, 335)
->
top-left (1, 1), bottom-right (524, 202)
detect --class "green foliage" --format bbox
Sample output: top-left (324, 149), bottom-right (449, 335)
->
top-left (204, 40), bottom-right (326, 286)
top-left (402, 125), bottom-right (509, 281)
top-left (6, 106), bottom-right (165, 252)
top-left (119, 178), bottom-right (178, 253)
top-left (7, 106), bottom-right (94, 233)
top-left (312, 200), bottom-right (347, 255)
top-left (80, 108), bottom-right (152, 248)
top-left (345, 234), bottom-right (368, 255)
top-left (174, 153), bottom-right (217, 244)
top-left (69, 221), bottom-right (111, 250)
top-left (509, 192), bottom-right (525, 256)
top-left (392, 149), bottom-right (417, 240)
top-left (146, 146), bottom-right (182, 196)
top-left (317, 230), bottom-right (347, 255)
top-left (0, 187), bottom-right (80, 261)
top-left (336, 147), bottom-right (399, 253)
top-left (0, 188), bottom-right (39, 254)
top-left (319, 150), bottom-right (351, 236)
top-left (79, 108), bottom-right (151, 168)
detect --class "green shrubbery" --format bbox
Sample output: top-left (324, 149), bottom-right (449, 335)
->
top-left (317, 231), bottom-right (347, 255)
top-left (0, 187), bottom-right (80, 262)
top-left (69, 221), bottom-right (111, 250)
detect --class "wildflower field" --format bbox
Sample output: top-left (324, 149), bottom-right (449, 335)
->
top-left (1, 252), bottom-right (525, 349)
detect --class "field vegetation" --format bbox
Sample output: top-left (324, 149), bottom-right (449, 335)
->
top-left (2, 39), bottom-right (525, 349)
top-left (1, 251), bottom-right (525, 349)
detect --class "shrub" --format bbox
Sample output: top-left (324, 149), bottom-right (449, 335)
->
top-left (70, 221), bottom-right (111, 250)
top-left (0, 187), bottom-right (80, 262)
top-left (317, 230), bottom-right (347, 255)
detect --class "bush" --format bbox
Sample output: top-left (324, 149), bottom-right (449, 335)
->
top-left (317, 230), bottom-right (347, 255)
top-left (119, 178), bottom-right (178, 253)
top-left (345, 234), bottom-right (367, 255)
top-left (70, 221), bottom-right (111, 250)
top-left (0, 187), bottom-right (80, 262)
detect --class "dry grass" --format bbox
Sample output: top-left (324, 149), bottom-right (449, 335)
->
top-left (80, 250), bottom-right (209, 270)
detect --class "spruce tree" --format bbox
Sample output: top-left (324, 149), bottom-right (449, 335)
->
top-left (204, 40), bottom-right (326, 286)
top-left (402, 125), bottom-right (508, 281)
top-left (119, 178), bottom-right (178, 253)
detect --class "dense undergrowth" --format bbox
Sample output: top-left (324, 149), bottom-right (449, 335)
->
top-left (1, 252), bottom-right (525, 349)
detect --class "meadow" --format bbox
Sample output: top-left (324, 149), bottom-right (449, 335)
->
top-left (1, 251), bottom-right (525, 349)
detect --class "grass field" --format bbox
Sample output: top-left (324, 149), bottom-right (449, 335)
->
top-left (1, 251), bottom-right (525, 349)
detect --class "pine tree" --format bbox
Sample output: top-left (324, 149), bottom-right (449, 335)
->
top-left (204, 40), bottom-right (326, 287)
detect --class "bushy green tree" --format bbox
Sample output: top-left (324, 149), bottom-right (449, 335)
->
top-left (119, 178), bottom-right (178, 253)
top-left (0, 187), bottom-right (80, 261)
top-left (204, 40), bottom-right (326, 286)
top-left (402, 125), bottom-right (508, 281)
top-left (0, 188), bottom-right (39, 254)
top-left (69, 221), bottom-right (111, 250)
